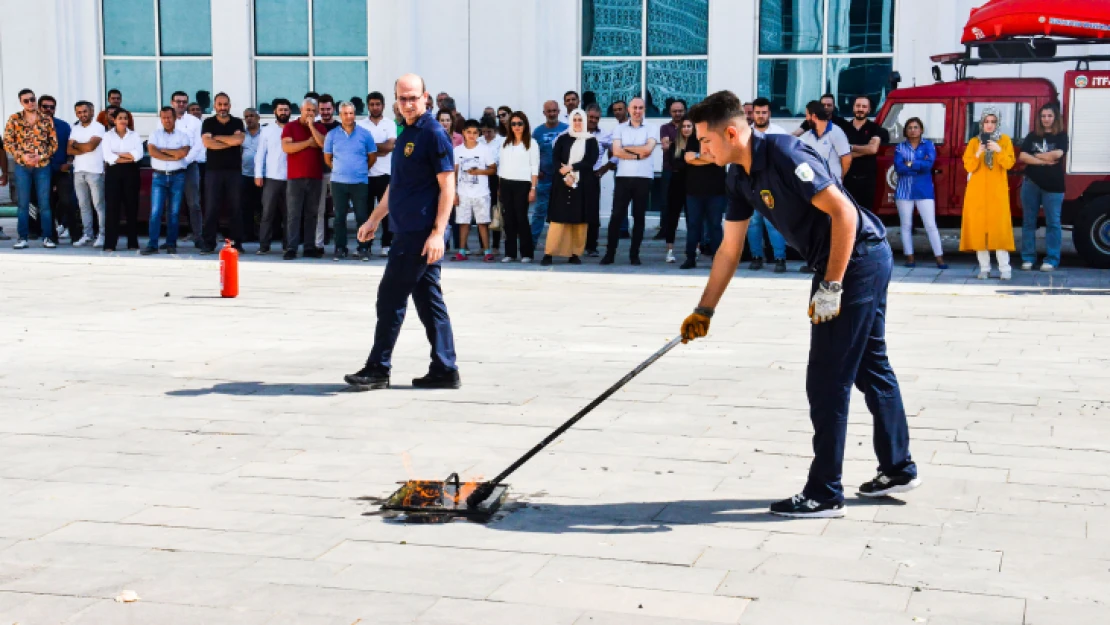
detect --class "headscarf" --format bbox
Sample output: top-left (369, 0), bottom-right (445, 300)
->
top-left (980, 108), bottom-right (1002, 170)
top-left (564, 108), bottom-right (591, 188)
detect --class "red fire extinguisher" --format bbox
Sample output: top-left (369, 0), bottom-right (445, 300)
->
top-left (220, 239), bottom-right (239, 298)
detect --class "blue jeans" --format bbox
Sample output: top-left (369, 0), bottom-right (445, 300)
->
top-left (684, 194), bottom-right (726, 260)
top-left (747, 211), bottom-right (787, 260)
top-left (530, 180), bottom-right (552, 243)
top-left (804, 241), bottom-right (915, 503)
top-left (1020, 179), bottom-right (1064, 267)
top-left (150, 171), bottom-right (186, 248)
top-left (14, 164), bottom-right (54, 241)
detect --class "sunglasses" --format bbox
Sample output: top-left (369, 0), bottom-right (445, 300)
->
top-left (510, 121), bottom-right (524, 127)
top-left (40, 104), bottom-right (55, 110)
top-left (498, 112), bottom-right (509, 117)
top-left (21, 98), bottom-right (34, 104)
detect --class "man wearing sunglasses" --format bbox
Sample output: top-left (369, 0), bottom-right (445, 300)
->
top-left (4, 89), bottom-right (58, 249)
top-left (38, 95), bottom-right (79, 244)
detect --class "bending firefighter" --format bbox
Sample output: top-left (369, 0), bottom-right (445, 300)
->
top-left (680, 91), bottom-right (919, 518)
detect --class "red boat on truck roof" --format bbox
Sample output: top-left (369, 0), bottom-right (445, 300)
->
top-left (868, 0), bottom-right (1110, 268)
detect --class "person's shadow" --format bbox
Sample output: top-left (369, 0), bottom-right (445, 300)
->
top-left (166, 381), bottom-right (354, 397)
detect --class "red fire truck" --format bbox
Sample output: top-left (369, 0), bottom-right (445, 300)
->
top-left (872, 0), bottom-right (1110, 268)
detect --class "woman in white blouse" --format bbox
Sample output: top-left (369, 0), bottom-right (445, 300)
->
top-left (101, 109), bottom-right (144, 252)
top-left (497, 111), bottom-right (540, 262)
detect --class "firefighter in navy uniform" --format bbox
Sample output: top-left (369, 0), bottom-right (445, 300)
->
top-left (345, 74), bottom-right (460, 391)
top-left (681, 91), bottom-right (919, 518)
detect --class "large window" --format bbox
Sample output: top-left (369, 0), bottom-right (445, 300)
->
top-left (580, 0), bottom-right (709, 118)
top-left (253, 0), bottom-right (368, 114)
top-left (758, 0), bottom-right (894, 118)
top-left (101, 0), bottom-right (214, 114)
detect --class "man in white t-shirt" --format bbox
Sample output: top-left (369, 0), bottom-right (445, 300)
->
top-left (453, 120), bottom-right (497, 262)
top-left (67, 101), bottom-right (105, 247)
top-left (799, 100), bottom-right (852, 182)
top-left (604, 96), bottom-right (658, 265)
top-left (357, 91), bottom-right (397, 257)
top-left (171, 91), bottom-right (204, 245)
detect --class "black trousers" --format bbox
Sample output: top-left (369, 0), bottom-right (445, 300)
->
top-left (663, 171), bottom-right (686, 245)
top-left (369, 174), bottom-right (392, 248)
top-left (607, 177), bottom-right (652, 257)
top-left (585, 178), bottom-right (601, 253)
top-left (489, 175), bottom-right (501, 249)
top-left (202, 169), bottom-right (244, 249)
top-left (51, 170), bottom-right (80, 238)
top-left (104, 162), bottom-right (140, 250)
top-left (241, 175), bottom-right (263, 242)
top-left (259, 178), bottom-right (287, 251)
top-left (499, 179), bottom-right (533, 259)
top-left (844, 174), bottom-right (876, 212)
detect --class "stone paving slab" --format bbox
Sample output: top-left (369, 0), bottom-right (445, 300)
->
top-left (0, 238), bottom-right (1108, 624)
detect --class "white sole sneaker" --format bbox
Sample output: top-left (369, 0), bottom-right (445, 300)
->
top-left (1021, 262), bottom-right (1033, 271)
top-left (858, 477), bottom-right (922, 498)
top-left (770, 507), bottom-right (846, 519)
top-left (1041, 264), bottom-right (1055, 272)
top-left (500, 257), bottom-right (513, 263)
top-left (1000, 270), bottom-right (1012, 280)
top-left (520, 257), bottom-right (532, 264)
top-left (977, 270), bottom-right (989, 280)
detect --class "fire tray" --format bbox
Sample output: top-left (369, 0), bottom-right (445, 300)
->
top-left (380, 473), bottom-right (508, 522)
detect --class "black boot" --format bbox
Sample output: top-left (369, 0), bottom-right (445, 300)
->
top-left (412, 369), bottom-right (461, 390)
top-left (344, 365), bottom-right (390, 390)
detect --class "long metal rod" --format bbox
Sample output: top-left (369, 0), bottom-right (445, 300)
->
top-left (477, 336), bottom-right (683, 494)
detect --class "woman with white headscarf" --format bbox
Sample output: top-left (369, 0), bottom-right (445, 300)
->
top-left (542, 108), bottom-right (599, 265)
top-left (961, 108), bottom-right (1016, 280)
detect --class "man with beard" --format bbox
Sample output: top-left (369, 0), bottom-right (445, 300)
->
top-left (585, 103), bottom-right (614, 256)
top-left (842, 96), bottom-right (889, 212)
top-left (200, 92), bottom-right (246, 253)
top-left (560, 90), bottom-right (580, 124)
top-left (254, 98), bottom-right (291, 254)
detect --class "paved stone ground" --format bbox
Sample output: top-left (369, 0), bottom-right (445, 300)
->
top-left (1, 225), bottom-right (1109, 624)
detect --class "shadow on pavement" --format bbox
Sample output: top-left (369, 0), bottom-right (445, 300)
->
top-left (996, 288), bottom-right (1110, 296)
top-left (166, 381), bottom-right (355, 397)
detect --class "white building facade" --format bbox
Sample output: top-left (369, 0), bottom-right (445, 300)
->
top-left (0, 0), bottom-right (1101, 135)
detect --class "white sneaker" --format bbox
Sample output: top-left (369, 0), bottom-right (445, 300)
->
top-left (74, 235), bottom-right (92, 247)
top-left (1040, 263), bottom-right (1055, 272)
top-left (57, 226), bottom-right (70, 240)
top-left (1000, 268), bottom-right (1012, 280)
top-left (977, 269), bottom-right (990, 280)
top-left (1021, 262), bottom-right (1033, 271)
top-left (665, 249), bottom-right (676, 263)
top-left (500, 256), bottom-right (513, 263)
top-left (13, 239), bottom-right (29, 249)
top-left (94, 234), bottom-right (105, 248)
top-left (43, 238), bottom-right (57, 249)
top-left (380, 246), bottom-right (390, 257)
top-left (520, 257), bottom-right (532, 264)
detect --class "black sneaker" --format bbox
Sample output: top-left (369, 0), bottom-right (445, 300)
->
top-left (858, 472), bottom-right (921, 498)
top-left (586, 249), bottom-right (600, 258)
top-left (600, 253), bottom-right (615, 266)
top-left (256, 247), bottom-right (270, 255)
top-left (799, 264), bottom-right (816, 274)
top-left (334, 247), bottom-right (349, 262)
top-left (305, 248), bottom-right (325, 259)
top-left (199, 247), bottom-right (215, 255)
top-left (412, 369), bottom-right (461, 390)
top-left (140, 247), bottom-right (157, 256)
top-left (283, 250), bottom-right (297, 260)
top-left (748, 258), bottom-right (764, 271)
top-left (630, 254), bottom-right (641, 266)
top-left (568, 255), bottom-right (581, 265)
top-left (357, 249), bottom-right (370, 262)
top-left (769, 494), bottom-right (845, 518)
top-left (540, 255), bottom-right (553, 266)
top-left (680, 258), bottom-right (696, 269)
top-left (166, 246), bottom-right (177, 255)
top-left (774, 259), bottom-right (787, 273)
top-left (344, 366), bottom-right (391, 391)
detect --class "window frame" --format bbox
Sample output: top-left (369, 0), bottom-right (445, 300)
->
top-left (98, 0), bottom-right (214, 115)
top-left (250, 0), bottom-right (371, 113)
top-left (578, 0), bottom-right (712, 118)
top-left (754, 0), bottom-right (898, 118)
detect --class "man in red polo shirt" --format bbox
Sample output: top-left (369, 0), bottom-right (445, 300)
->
top-left (281, 97), bottom-right (327, 260)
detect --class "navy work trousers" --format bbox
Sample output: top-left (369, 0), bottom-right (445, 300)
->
top-left (803, 240), bottom-right (915, 503)
top-left (365, 229), bottom-right (458, 374)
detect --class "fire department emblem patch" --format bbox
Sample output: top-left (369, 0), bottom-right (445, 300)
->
top-left (404, 142), bottom-right (415, 157)
top-left (760, 190), bottom-right (775, 210)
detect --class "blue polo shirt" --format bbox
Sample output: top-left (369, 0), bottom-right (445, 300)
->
top-left (725, 131), bottom-right (886, 273)
top-left (50, 118), bottom-right (72, 171)
top-left (323, 124), bottom-right (377, 184)
top-left (389, 111), bottom-right (455, 233)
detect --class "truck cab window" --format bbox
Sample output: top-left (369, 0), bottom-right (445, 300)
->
top-left (965, 102), bottom-right (1030, 142)
top-left (882, 102), bottom-right (946, 144)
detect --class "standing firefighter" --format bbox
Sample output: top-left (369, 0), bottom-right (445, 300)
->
top-left (680, 91), bottom-right (919, 518)
top-left (344, 74), bottom-right (460, 391)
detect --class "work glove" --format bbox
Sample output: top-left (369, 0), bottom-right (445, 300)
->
top-left (681, 307), bottom-right (714, 343)
top-left (808, 281), bottom-right (842, 324)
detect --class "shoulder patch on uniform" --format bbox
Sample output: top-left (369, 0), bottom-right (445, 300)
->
top-left (795, 163), bottom-right (815, 182)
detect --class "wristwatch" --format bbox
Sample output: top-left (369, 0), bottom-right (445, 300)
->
top-left (819, 281), bottom-right (843, 293)
top-left (635, 153), bottom-right (641, 160)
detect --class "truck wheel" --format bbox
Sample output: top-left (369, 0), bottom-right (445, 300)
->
top-left (1073, 197), bottom-right (1110, 269)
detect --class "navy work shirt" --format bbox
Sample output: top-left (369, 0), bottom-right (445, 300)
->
top-left (388, 111), bottom-right (455, 234)
top-left (725, 131), bottom-right (885, 273)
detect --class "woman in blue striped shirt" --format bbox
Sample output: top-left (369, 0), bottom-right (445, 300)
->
top-left (894, 117), bottom-right (947, 269)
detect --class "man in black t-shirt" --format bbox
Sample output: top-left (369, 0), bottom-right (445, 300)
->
top-left (842, 96), bottom-right (889, 212)
top-left (200, 92), bottom-right (246, 253)
top-left (1018, 106), bottom-right (1069, 271)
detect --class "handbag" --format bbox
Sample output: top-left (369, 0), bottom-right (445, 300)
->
top-left (490, 201), bottom-right (503, 231)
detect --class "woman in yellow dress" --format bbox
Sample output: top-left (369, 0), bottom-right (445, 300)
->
top-left (961, 108), bottom-right (1016, 280)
